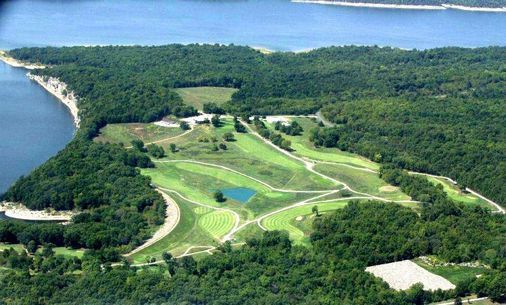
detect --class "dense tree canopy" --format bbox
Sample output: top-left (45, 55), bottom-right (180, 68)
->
top-left (8, 45), bottom-right (505, 204)
top-left (0, 201), bottom-right (504, 305)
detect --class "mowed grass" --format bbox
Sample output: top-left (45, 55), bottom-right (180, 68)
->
top-left (0, 243), bottom-right (84, 258)
top-left (173, 87), bottom-right (238, 111)
top-left (261, 200), bottom-right (350, 245)
top-left (129, 196), bottom-right (217, 264)
top-left (413, 257), bottom-right (489, 285)
top-left (142, 161), bottom-right (316, 217)
top-left (314, 163), bottom-right (410, 201)
top-left (198, 210), bottom-right (235, 240)
top-left (267, 117), bottom-right (380, 170)
top-left (95, 123), bottom-right (184, 145)
top-left (158, 120), bottom-right (338, 191)
top-left (425, 176), bottom-right (492, 210)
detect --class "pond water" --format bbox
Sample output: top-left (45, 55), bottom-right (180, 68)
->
top-left (221, 187), bottom-right (257, 203)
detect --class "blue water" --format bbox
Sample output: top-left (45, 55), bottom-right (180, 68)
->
top-left (0, 62), bottom-right (75, 193)
top-left (0, 0), bottom-right (505, 194)
top-left (221, 188), bottom-right (257, 203)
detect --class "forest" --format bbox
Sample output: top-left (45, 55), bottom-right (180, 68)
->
top-left (6, 44), bottom-right (505, 205)
top-left (0, 201), bottom-right (504, 304)
top-left (0, 44), bottom-right (504, 304)
top-left (307, 0), bottom-right (506, 8)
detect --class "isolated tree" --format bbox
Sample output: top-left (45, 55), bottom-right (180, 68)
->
top-left (280, 139), bottom-right (292, 151)
top-left (222, 132), bottom-right (235, 142)
top-left (454, 297), bottom-right (462, 305)
top-left (211, 144), bottom-right (219, 152)
top-left (234, 121), bottom-right (246, 133)
top-left (131, 139), bottom-right (146, 152)
top-left (214, 190), bottom-right (226, 202)
top-left (211, 114), bottom-right (221, 127)
top-left (147, 144), bottom-right (165, 158)
top-left (219, 143), bottom-right (227, 150)
top-left (312, 205), bottom-right (319, 217)
top-left (179, 121), bottom-right (190, 130)
top-left (169, 143), bottom-right (177, 153)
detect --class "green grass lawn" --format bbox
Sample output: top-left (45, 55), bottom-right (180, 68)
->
top-left (129, 196), bottom-right (218, 264)
top-left (0, 243), bottom-right (24, 253)
top-left (198, 210), bottom-right (235, 240)
top-left (0, 243), bottom-right (84, 259)
top-left (261, 200), bottom-right (350, 245)
top-left (173, 87), bottom-right (238, 111)
top-left (314, 163), bottom-right (410, 201)
top-left (142, 161), bottom-right (317, 217)
top-left (155, 120), bottom-right (338, 191)
top-left (95, 122), bottom-right (184, 145)
top-left (425, 176), bottom-right (493, 210)
top-left (413, 257), bottom-right (488, 285)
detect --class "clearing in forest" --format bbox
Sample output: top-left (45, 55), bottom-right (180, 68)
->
top-left (173, 87), bottom-right (238, 111)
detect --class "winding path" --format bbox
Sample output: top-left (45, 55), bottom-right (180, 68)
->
top-left (157, 187), bottom-right (241, 242)
top-left (125, 189), bottom-right (181, 257)
top-left (155, 159), bottom-right (338, 193)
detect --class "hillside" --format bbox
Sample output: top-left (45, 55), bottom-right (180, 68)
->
top-left (5, 45), bottom-right (505, 206)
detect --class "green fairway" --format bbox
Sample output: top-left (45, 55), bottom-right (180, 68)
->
top-left (142, 161), bottom-right (317, 217)
top-left (173, 87), bottom-right (238, 111)
top-left (198, 210), bottom-right (235, 240)
top-left (425, 176), bottom-right (492, 210)
top-left (157, 121), bottom-right (338, 191)
top-left (413, 257), bottom-right (489, 284)
top-left (95, 122), bottom-right (184, 145)
top-left (99, 116), bottom-right (415, 259)
top-left (129, 196), bottom-right (218, 263)
top-left (261, 200), bottom-right (350, 245)
top-left (314, 163), bottom-right (410, 201)
top-left (52, 247), bottom-right (85, 259)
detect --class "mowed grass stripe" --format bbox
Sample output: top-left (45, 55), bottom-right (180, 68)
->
top-left (261, 201), bottom-right (350, 243)
top-left (198, 210), bottom-right (235, 240)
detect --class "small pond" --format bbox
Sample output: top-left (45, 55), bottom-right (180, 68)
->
top-left (221, 187), bottom-right (256, 203)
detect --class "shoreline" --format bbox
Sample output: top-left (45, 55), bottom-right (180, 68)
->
top-left (0, 51), bottom-right (46, 69)
top-left (0, 50), bottom-right (80, 127)
top-left (292, 0), bottom-right (506, 12)
top-left (28, 74), bottom-right (80, 127)
top-left (0, 202), bottom-right (75, 222)
top-left (292, 0), bottom-right (445, 10)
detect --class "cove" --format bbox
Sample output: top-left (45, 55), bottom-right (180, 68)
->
top-left (221, 188), bottom-right (257, 203)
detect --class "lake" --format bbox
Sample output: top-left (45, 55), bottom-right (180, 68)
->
top-left (0, 0), bottom-right (505, 194)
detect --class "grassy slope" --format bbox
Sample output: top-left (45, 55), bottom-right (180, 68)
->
top-left (130, 196), bottom-right (218, 263)
top-left (426, 176), bottom-right (492, 210)
top-left (277, 118), bottom-right (380, 170)
top-left (314, 163), bottom-right (410, 201)
top-left (173, 87), bottom-right (238, 111)
top-left (155, 119), bottom-right (338, 191)
top-left (95, 123), bottom-right (184, 145)
top-left (261, 200), bottom-right (350, 246)
top-left (413, 257), bottom-right (489, 285)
